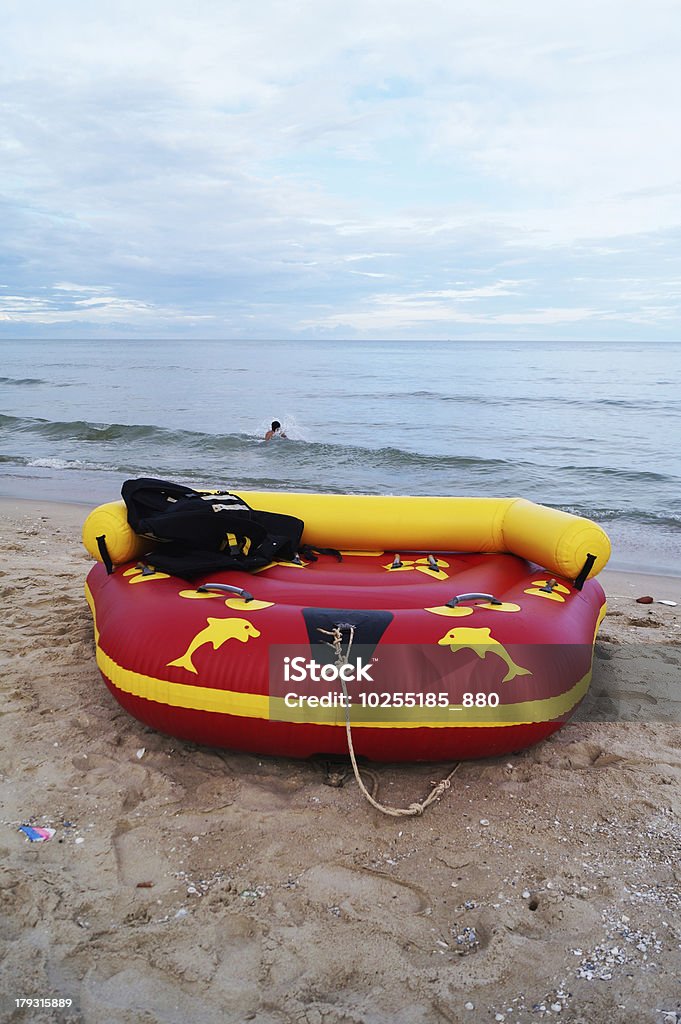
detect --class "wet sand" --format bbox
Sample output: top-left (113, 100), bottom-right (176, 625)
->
top-left (1, 497), bottom-right (680, 1024)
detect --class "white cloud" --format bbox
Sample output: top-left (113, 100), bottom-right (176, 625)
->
top-left (1, 1), bottom-right (681, 337)
top-left (299, 291), bottom-right (611, 334)
top-left (53, 282), bottom-right (112, 294)
top-left (0, 285), bottom-right (212, 324)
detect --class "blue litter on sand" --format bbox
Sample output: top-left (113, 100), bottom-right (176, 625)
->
top-left (19, 826), bottom-right (56, 842)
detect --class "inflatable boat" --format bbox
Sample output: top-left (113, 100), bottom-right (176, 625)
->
top-left (83, 489), bottom-right (610, 762)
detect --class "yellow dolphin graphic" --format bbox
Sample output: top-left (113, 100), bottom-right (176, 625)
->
top-left (437, 626), bottom-right (532, 683)
top-left (167, 617), bottom-right (261, 674)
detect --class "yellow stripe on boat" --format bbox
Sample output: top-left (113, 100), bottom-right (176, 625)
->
top-left (86, 583), bottom-right (605, 729)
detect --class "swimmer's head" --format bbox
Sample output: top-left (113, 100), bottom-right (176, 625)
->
top-left (271, 420), bottom-right (281, 431)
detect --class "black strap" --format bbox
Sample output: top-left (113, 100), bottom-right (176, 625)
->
top-left (96, 535), bottom-right (114, 575)
top-left (573, 552), bottom-right (596, 591)
top-left (299, 545), bottom-right (343, 563)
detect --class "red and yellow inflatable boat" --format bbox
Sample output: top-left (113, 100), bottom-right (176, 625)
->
top-left (83, 491), bottom-right (610, 762)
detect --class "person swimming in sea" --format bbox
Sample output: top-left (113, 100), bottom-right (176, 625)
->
top-left (264, 420), bottom-right (287, 441)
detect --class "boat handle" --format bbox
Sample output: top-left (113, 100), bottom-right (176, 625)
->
top-left (197, 583), bottom-right (254, 602)
top-left (445, 592), bottom-right (503, 608)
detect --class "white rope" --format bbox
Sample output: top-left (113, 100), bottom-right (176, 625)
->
top-left (317, 625), bottom-right (460, 817)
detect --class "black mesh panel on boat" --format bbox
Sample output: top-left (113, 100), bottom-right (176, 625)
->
top-left (301, 608), bottom-right (394, 664)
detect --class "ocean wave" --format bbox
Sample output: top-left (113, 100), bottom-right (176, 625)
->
top-left (562, 505), bottom-right (681, 532)
top-left (26, 457), bottom-right (114, 471)
top-left (3, 453), bottom-right (679, 535)
top-left (0, 413), bottom-right (516, 472)
top-left (2, 413), bottom-right (680, 531)
top-left (0, 453), bottom-right (118, 472)
top-left (283, 438), bottom-right (518, 473)
top-left (1, 413), bottom-right (679, 486)
top-left (0, 375), bottom-right (47, 386)
top-left (337, 389), bottom-right (681, 414)
top-left (0, 413), bottom-right (252, 448)
top-left (559, 464), bottom-right (675, 485)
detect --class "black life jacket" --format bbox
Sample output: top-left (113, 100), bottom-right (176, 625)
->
top-left (121, 477), bottom-right (304, 578)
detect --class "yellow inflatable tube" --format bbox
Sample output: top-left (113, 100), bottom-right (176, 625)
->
top-left (82, 492), bottom-right (610, 581)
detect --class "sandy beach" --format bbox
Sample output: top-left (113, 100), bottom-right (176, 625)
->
top-left (1, 496), bottom-right (680, 1024)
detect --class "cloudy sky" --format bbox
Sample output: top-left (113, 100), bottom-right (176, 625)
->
top-left (2, 0), bottom-right (680, 339)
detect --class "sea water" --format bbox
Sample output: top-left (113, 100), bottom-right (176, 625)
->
top-left (1, 337), bottom-right (679, 574)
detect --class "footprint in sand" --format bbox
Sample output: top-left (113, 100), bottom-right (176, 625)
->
top-left (301, 864), bottom-right (429, 916)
